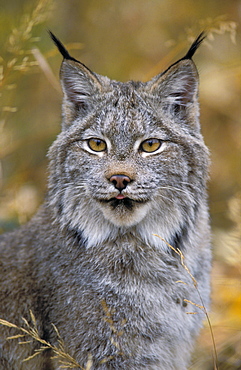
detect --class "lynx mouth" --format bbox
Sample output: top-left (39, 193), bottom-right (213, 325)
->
top-left (109, 197), bottom-right (134, 210)
top-left (99, 197), bottom-right (148, 210)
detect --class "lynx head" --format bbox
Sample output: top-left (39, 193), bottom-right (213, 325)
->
top-left (48, 32), bottom-right (209, 249)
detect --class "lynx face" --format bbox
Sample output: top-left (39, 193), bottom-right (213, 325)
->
top-left (48, 35), bottom-right (209, 247)
top-left (66, 108), bottom-right (167, 228)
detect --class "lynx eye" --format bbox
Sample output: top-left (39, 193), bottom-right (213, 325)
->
top-left (140, 138), bottom-right (162, 153)
top-left (87, 138), bottom-right (107, 152)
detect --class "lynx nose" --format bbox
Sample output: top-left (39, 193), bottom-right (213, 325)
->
top-left (109, 174), bottom-right (131, 191)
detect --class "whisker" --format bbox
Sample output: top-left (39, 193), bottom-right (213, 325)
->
top-left (156, 193), bottom-right (176, 204)
top-left (159, 185), bottom-right (193, 198)
top-left (51, 183), bottom-right (86, 197)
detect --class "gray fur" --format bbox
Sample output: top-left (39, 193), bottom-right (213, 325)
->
top-left (0, 35), bottom-right (211, 369)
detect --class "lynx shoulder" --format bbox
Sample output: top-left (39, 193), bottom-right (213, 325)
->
top-left (0, 33), bottom-right (211, 370)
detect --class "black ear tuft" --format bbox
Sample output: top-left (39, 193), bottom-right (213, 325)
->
top-left (183, 32), bottom-right (206, 60)
top-left (49, 31), bottom-right (80, 63)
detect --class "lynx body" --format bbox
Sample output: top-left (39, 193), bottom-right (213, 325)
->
top-left (0, 34), bottom-right (211, 369)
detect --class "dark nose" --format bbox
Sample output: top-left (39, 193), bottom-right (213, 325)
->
top-left (109, 174), bottom-right (131, 191)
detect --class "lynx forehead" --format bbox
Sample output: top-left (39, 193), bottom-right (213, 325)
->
top-left (0, 33), bottom-right (211, 370)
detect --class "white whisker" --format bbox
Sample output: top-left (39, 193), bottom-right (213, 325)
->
top-left (159, 185), bottom-right (194, 199)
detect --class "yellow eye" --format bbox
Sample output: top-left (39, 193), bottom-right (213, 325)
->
top-left (87, 138), bottom-right (107, 152)
top-left (140, 138), bottom-right (162, 153)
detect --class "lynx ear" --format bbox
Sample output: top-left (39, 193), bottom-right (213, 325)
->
top-left (147, 33), bottom-right (205, 128)
top-left (50, 32), bottom-right (102, 128)
top-left (60, 59), bottom-right (102, 108)
top-left (148, 59), bottom-right (199, 115)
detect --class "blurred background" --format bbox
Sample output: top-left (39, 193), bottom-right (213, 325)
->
top-left (0, 0), bottom-right (240, 368)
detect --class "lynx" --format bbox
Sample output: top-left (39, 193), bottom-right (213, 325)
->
top-left (0, 33), bottom-right (211, 369)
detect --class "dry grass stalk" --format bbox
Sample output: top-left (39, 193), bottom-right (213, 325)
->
top-left (0, 310), bottom-right (92, 369)
top-left (6, 0), bottom-right (53, 56)
top-left (31, 47), bottom-right (61, 92)
top-left (100, 299), bottom-right (125, 362)
top-left (153, 234), bottom-right (218, 370)
top-left (0, 0), bottom-right (54, 116)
